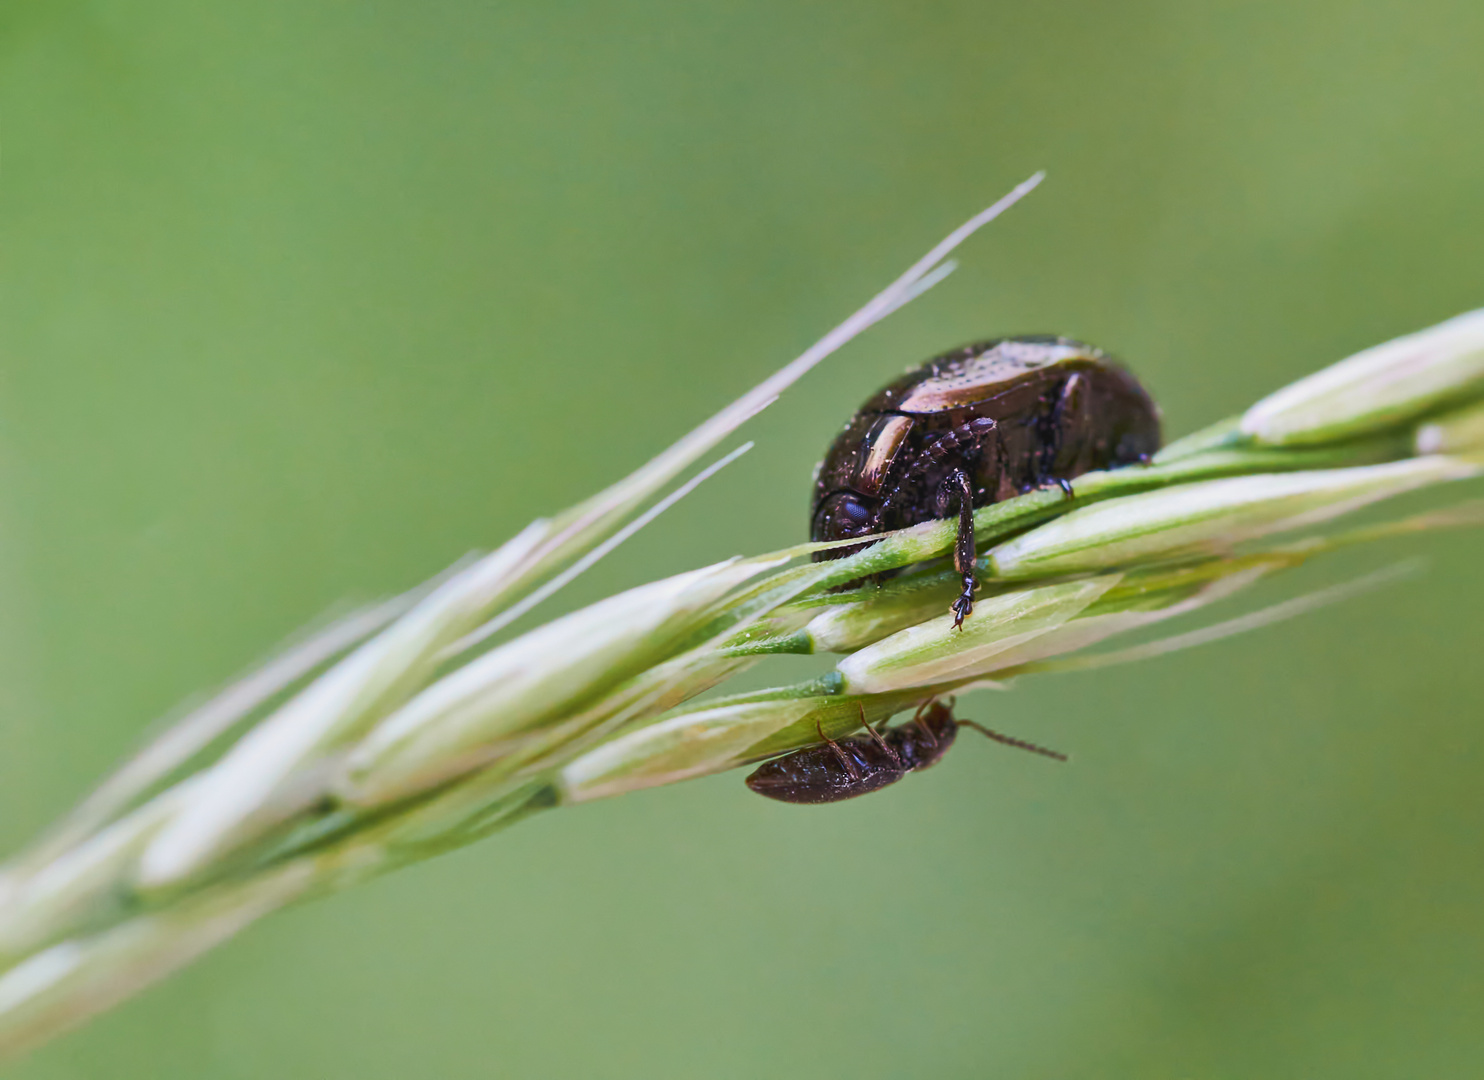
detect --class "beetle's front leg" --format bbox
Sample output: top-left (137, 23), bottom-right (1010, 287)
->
top-left (935, 466), bottom-right (977, 628)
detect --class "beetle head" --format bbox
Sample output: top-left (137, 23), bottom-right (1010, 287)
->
top-left (892, 701), bottom-right (959, 770)
top-left (811, 490), bottom-right (884, 553)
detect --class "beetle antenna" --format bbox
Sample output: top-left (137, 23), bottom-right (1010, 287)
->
top-left (958, 720), bottom-right (1067, 762)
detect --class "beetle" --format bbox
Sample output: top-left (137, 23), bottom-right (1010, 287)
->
top-left (811, 336), bottom-right (1162, 626)
top-left (744, 699), bottom-right (1065, 805)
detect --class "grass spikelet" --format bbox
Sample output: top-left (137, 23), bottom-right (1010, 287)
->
top-left (0, 184), bottom-right (1480, 1056)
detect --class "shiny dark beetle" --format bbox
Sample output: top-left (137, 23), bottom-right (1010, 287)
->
top-left (744, 700), bottom-right (1065, 805)
top-left (811, 336), bottom-right (1162, 625)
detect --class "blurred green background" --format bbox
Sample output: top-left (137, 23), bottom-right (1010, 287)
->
top-left (3, 1), bottom-right (1484, 1076)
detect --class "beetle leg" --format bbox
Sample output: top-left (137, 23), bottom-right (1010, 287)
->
top-left (818, 720), bottom-right (861, 780)
top-left (1044, 372), bottom-right (1094, 488)
top-left (909, 698), bottom-right (942, 747)
top-left (914, 716), bottom-right (939, 748)
top-left (857, 703), bottom-right (902, 767)
top-left (879, 416), bottom-right (998, 627)
top-left (936, 466), bottom-right (977, 628)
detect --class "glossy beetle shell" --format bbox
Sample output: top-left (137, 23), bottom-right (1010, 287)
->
top-left (744, 704), bottom-right (958, 804)
top-left (810, 336), bottom-right (1162, 554)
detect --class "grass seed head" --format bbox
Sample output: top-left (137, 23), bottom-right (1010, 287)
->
top-left (1241, 308), bottom-right (1484, 446)
top-left (986, 457), bottom-right (1479, 580)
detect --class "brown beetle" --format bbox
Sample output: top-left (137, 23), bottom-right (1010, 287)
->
top-left (811, 336), bottom-right (1162, 625)
top-left (744, 700), bottom-right (1065, 805)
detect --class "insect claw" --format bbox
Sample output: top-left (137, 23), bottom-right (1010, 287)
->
top-left (951, 591), bottom-right (973, 629)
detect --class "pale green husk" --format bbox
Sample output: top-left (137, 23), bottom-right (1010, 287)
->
top-left (0, 184), bottom-right (1481, 1056)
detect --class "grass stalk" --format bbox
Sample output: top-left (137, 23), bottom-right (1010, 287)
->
top-left (1, 182), bottom-right (1481, 1055)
